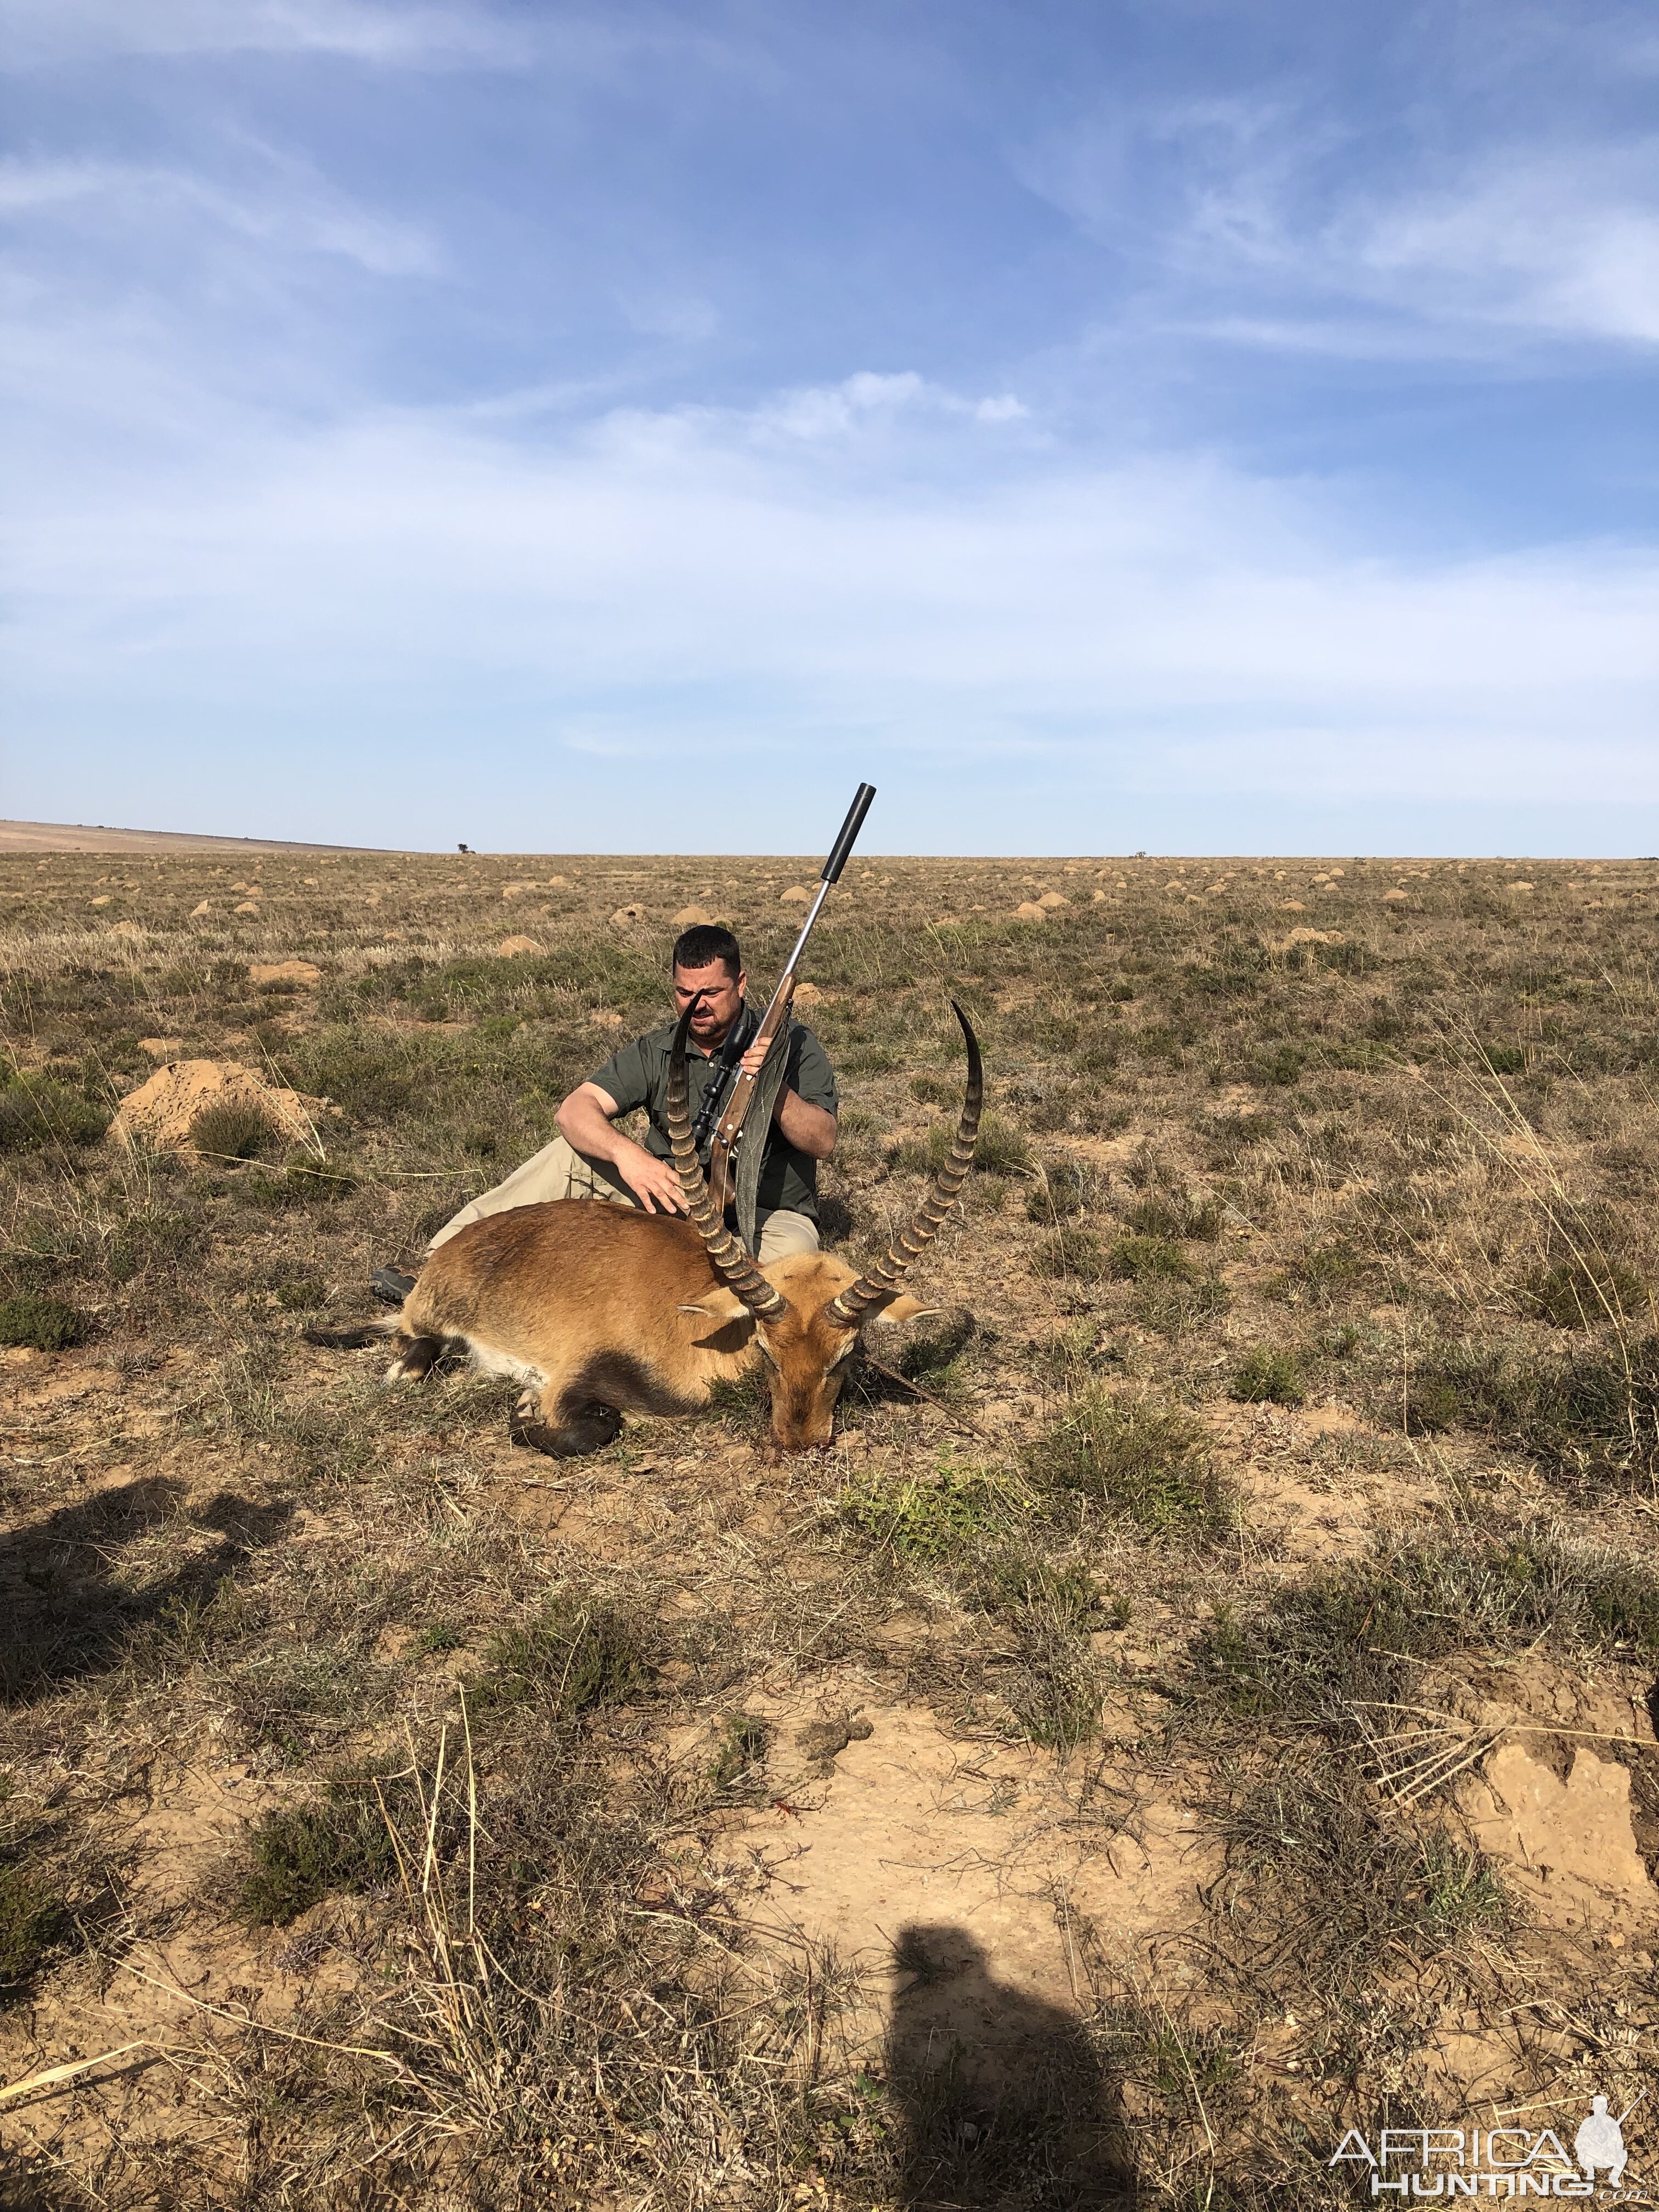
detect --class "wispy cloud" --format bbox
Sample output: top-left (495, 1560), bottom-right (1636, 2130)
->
top-left (1024, 84), bottom-right (1659, 357)
top-left (0, 153), bottom-right (441, 275)
top-left (3, 0), bottom-right (530, 67)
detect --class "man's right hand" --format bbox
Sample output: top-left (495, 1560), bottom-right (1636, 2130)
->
top-left (617, 1146), bottom-right (688, 1216)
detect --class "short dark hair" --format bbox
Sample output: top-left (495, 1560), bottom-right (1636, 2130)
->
top-left (672, 924), bottom-right (742, 980)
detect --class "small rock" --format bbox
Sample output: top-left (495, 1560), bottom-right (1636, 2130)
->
top-left (792, 981), bottom-right (823, 1010)
top-left (1383, 889), bottom-right (1409, 903)
top-left (496, 935), bottom-right (543, 957)
top-left (610, 904), bottom-right (645, 926)
top-left (110, 920), bottom-right (143, 940)
top-left (780, 884), bottom-right (812, 905)
top-left (190, 900), bottom-right (212, 918)
top-left (1014, 901), bottom-right (1047, 922)
top-left (137, 1037), bottom-right (182, 1058)
top-left (1279, 899), bottom-right (1306, 912)
top-left (1284, 927), bottom-right (1342, 946)
top-left (1092, 888), bottom-right (1106, 901)
top-left (672, 904), bottom-right (714, 927)
top-left (1037, 891), bottom-right (1068, 909)
top-left (249, 960), bottom-right (321, 986)
top-left (90, 894), bottom-right (112, 907)
top-left (234, 901), bottom-right (260, 916)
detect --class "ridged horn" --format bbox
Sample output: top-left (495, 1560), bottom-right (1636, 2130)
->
top-left (666, 997), bottom-right (788, 1322)
top-left (826, 1001), bottom-right (982, 1328)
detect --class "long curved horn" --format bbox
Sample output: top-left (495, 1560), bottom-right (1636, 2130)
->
top-left (826, 1001), bottom-right (982, 1328)
top-left (665, 998), bottom-right (788, 1321)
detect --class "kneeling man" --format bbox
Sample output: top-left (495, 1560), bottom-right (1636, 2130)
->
top-left (426, 924), bottom-right (837, 1265)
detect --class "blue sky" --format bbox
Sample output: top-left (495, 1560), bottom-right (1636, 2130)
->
top-left (2, 0), bottom-right (1655, 854)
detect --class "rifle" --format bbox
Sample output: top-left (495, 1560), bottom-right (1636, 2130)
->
top-left (704, 782), bottom-right (876, 1219)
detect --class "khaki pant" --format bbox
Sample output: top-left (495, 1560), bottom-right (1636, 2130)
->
top-left (428, 1132), bottom-right (820, 1263)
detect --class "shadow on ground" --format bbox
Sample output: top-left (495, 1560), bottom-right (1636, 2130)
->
top-left (885, 1922), bottom-right (1130, 2209)
top-left (0, 1477), bottom-right (292, 1703)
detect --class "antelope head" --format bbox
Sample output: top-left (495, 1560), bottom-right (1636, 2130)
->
top-left (666, 998), bottom-right (984, 1449)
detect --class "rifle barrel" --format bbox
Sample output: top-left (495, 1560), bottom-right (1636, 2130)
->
top-left (822, 782), bottom-right (876, 884)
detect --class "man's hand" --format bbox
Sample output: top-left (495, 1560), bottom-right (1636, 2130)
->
top-left (616, 1145), bottom-right (687, 1215)
top-left (738, 1040), bottom-right (771, 1077)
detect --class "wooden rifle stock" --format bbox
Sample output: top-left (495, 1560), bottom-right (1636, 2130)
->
top-left (704, 782), bottom-right (874, 1221)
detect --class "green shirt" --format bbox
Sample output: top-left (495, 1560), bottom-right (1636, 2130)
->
top-left (590, 1016), bottom-right (838, 1220)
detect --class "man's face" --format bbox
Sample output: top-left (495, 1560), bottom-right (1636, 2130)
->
top-left (673, 959), bottom-right (746, 1045)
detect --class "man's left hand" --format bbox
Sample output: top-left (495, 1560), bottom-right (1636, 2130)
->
top-left (739, 1040), bottom-right (772, 1077)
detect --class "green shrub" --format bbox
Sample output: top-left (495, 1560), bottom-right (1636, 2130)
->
top-left (472, 1599), bottom-right (651, 1717)
top-left (274, 1276), bottom-right (327, 1311)
top-left (1267, 1240), bottom-right (1363, 1306)
top-left (239, 1781), bottom-right (408, 1925)
top-left (708, 1714), bottom-right (772, 1790)
top-left (1401, 1338), bottom-right (1659, 1482)
top-left (1232, 1347), bottom-right (1304, 1406)
top-left (1245, 1044), bottom-right (1305, 1087)
top-left (189, 1098), bottom-right (279, 1161)
top-left (0, 1076), bottom-right (109, 1154)
top-left (1130, 1272), bottom-right (1230, 1336)
top-left (1121, 1190), bottom-right (1223, 1241)
top-left (974, 1552), bottom-right (1124, 1630)
top-left (1189, 1527), bottom-right (1659, 1731)
top-left (0, 1293), bottom-right (90, 1351)
top-left (1025, 1155), bottom-right (1095, 1221)
top-left (1528, 1256), bottom-right (1648, 1330)
top-left (1029, 1391), bottom-right (1229, 1536)
top-left (1204, 1110), bottom-right (1277, 1164)
top-left (838, 1462), bottom-right (1035, 1561)
top-left (295, 1033), bottom-right (416, 1120)
top-left (890, 1111), bottom-right (1031, 1180)
top-left (0, 1863), bottom-right (65, 1988)
top-left (1033, 1226), bottom-right (1105, 1282)
top-left (1109, 1234), bottom-right (1193, 1282)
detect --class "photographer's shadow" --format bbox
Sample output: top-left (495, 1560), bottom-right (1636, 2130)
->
top-left (884, 1923), bottom-right (1130, 2209)
top-left (0, 1476), bottom-right (292, 1703)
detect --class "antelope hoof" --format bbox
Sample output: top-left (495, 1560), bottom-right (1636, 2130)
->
top-left (511, 1395), bottom-right (622, 1459)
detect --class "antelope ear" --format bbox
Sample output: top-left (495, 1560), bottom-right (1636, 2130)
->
top-left (679, 1290), bottom-right (749, 1324)
top-left (870, 1295), bottom-right (942, 1326)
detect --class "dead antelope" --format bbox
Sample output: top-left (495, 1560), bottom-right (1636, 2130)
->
top-left (309, 1002), bottom-right (983, 1453)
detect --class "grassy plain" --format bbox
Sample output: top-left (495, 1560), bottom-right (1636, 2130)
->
top-left (3, 845), bottom-right (1659, 2208)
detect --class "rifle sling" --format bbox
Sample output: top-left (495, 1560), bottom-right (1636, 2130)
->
top-left (734, 1022), bottom-right (793, 1259)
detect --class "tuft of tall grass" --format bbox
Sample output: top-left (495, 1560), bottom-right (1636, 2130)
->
top-left (189, 1097), bottom-right (280, 1161)
top-left (0, 1073), bottom-right (109, 1153)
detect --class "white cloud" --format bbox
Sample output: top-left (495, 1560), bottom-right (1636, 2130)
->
top-left (750, 370), bottom-right (1029, 443)
top-left (5, 356), bottom-right (1654, 825)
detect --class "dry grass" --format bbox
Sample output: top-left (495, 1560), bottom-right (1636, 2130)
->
top-left (4, 849), bottom-right (1659, 2205)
